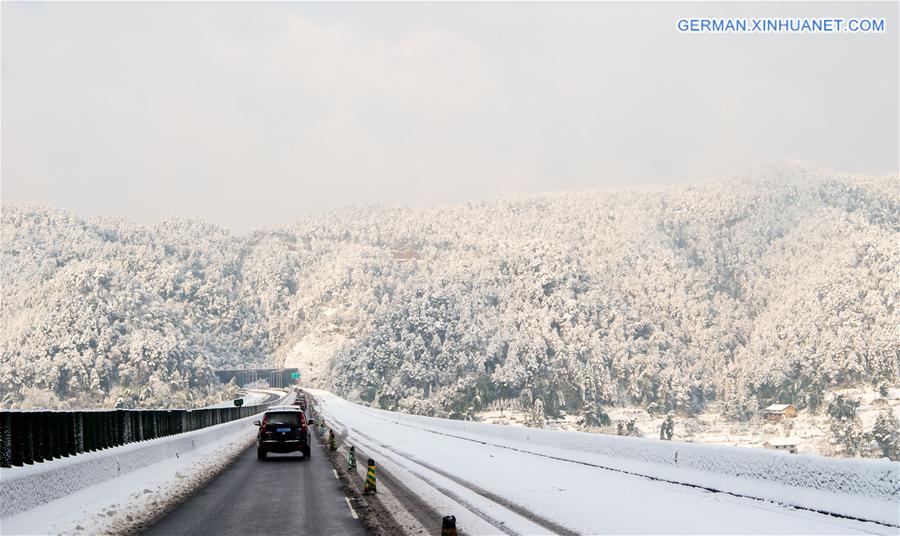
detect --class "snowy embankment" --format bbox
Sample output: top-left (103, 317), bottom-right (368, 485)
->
top-left (0, 392), bottom-right (288, 535)
top-left (311, 390), bottom-right (899, 534)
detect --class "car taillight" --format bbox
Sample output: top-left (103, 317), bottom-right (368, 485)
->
top-left (260, 415), bottom-right (268, 429)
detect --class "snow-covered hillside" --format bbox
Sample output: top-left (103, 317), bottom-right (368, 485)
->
top-left (1, 163), bottom-right (897, 430)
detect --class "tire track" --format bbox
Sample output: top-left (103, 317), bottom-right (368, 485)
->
top-left (323, 407), bottom-right (578, 536)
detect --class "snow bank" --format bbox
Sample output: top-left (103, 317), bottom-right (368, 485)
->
top-left (0, 407), bottom-right (272, 519)
top-left (314, 392), bottom-right (900, 527)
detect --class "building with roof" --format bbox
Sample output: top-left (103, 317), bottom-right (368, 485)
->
top-left (763, 404), bottom-right (798, 422)
top-left (763, 437), bottom-right (800, 454)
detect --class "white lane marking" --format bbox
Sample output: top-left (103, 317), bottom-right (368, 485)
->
top-left (344, 497), bottom-right (359, 519)
top-left (333, 469), bottom-right (339, 480)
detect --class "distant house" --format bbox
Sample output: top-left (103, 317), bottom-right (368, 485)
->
top-left (764, 437), bottom-right (799, 454)
top-left (763, 404), bottom-right (798, 422)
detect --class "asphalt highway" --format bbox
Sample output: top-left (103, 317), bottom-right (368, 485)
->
top-left (145, 428), bottom-right (366, 536)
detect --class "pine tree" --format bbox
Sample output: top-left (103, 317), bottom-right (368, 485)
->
top-left (527, 398), bottom-right (546, 429)
top-left (660, 413), bottom-right (675, 440)
top-left (871, 407), bottom-right (900, 460)
top-left (578, 399), bottom-right (610, 428)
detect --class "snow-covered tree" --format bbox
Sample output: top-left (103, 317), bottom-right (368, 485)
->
top-left (1, 162), bottom-right (897, 426)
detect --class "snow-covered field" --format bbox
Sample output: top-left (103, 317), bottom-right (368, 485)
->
top-left (480, 387), bottom-right (900, 459)
top-left (0, 395), bottom-right (287, 535)
top-left (312, 390), bottom-right (899, 534)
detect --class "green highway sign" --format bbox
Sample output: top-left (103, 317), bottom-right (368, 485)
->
top-left (291, 372), bottom-right (301, 379)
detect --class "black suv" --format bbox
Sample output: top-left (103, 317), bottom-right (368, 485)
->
top-left (254, 406), bottom-right (314, 460)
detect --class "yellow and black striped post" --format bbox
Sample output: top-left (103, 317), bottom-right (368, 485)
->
top-left (328, 429), bottom-right (337, 452)
top-left (347, 445), bottom-right (357, 470)
top-left (364, 458), bottom-right (377, 494)
top-left (441, 515), bottom-right (458, 536)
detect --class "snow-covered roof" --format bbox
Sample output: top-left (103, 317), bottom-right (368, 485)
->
top-left (764, 437), bottom-right (800, 446)
top-left (764, 404), bottom-right (796, 412)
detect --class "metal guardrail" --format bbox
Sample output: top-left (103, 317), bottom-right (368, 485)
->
top-left (0, 400), bottom-right (281, 469)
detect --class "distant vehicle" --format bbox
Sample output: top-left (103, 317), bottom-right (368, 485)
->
top-left (254, 407), bottom-right (313, 460)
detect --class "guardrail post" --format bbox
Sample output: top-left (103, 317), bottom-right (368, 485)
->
top-left (173, 410), bottom-right (183, 434)
top-left (49, 411), bottom-right (61, 460)
top-left (63, 413), bottom-right (74, 456)
top-left (82, 412), bottom-right (93, 452)
top-left (93, 412), bottom-right (102, 450)
top-left (22, 413), bottom-right (37, 463)
top-left (54, 412), bottom-right (66, 458)
top-left (46, 410), bottom-right (58, 460)
top-left (107, 411), bottom-right (117, 447)
top-left (105, 411), bottom-right (113, 448)
top-left (95, 412), bottom-right (104, 450)
top-left (74, 413), bottom-right (84, 454)
top-left (0, 412), bottom-right (11, 468)
top-left (92, 411), bottom-right (103, 451)
top-left (84, 412), bottom-right (95, 452)
top-left (146, 412), bottom-right (155, 439)
top-left (21, 413), bottom-right (35, 465)
top-left (86, 412), bottom-right (95, 451)
top-left (109, 411), bottom-right (117, 447)
top-left (135, 412), bottom-right (144, 441)
top-left (118, 410), bottom-right (129, 445)
top-left (32, 412), bottom-right (45, 463)
top-left (10, 413), bottom-right (24, 466)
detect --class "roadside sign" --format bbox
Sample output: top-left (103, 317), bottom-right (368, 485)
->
top-left (291, 372), bottom-right (301, 379)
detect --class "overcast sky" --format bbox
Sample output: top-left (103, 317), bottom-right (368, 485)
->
top-left (2, 2), bottom-right (897, 231)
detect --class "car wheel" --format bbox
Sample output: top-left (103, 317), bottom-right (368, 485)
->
top-left (257, 449), bottom-right (266, 460)
top-left (303, 446), bottom-right (311, 459)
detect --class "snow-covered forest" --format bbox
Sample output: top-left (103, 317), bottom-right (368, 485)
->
top-left (2, 163), bottom-right (897, 418)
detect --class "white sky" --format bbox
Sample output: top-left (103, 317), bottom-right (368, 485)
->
top-left (2, 2), bottom-right (897, 231)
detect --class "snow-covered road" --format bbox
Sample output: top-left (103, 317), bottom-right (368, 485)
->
top-left (312, 390), bottom-right (896, 535)
top-left (204, 388), bottom-right (282, 408)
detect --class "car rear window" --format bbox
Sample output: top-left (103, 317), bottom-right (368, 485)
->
top-left (266, 412), bottom-right (302, 427)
